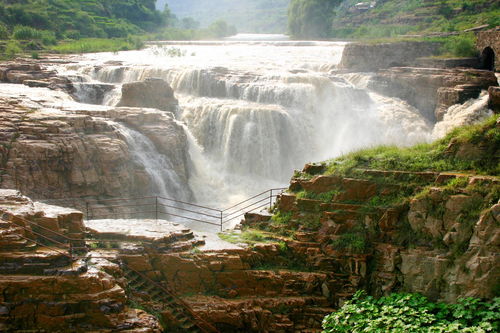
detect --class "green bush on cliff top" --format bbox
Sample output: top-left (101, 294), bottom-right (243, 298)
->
top-left (323, 291), bottom-right (500, 333)
top-left (324, 115), bottom-right (500, 176)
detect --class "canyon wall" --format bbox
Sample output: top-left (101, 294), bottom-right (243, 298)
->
top-left (0, 66), bottom-right (192, 204)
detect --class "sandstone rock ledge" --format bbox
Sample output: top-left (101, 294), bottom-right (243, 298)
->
top-left (0, 84), bottom-right (191, 203)
top-left (368, 67), bottom-right (498, 120)
top-left (0, 190), bottom-right (162, 332)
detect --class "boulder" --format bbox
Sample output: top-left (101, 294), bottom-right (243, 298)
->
top-left (117, 78), bottom-right (178, 111)
top-left (488, 86), bottom-right (500, 112)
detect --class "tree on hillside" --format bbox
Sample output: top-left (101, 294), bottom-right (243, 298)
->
top-left (288, 0), bottom-right (341, 38)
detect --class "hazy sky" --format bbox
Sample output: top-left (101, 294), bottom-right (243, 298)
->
top-left (156, 0), bottom-right (290, 33)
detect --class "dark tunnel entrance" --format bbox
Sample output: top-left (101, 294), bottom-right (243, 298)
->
top-left (481, 47), bottom-right (495, 71)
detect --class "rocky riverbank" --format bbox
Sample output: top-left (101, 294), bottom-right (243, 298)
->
top-left (0, 39), bottom-right (498, 332)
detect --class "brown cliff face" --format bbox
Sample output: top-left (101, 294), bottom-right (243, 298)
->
top-left (367, 67), bottom-right (498, 120)
top-left (339, 42), bottom-right (442, 72)
top-left (0, 86), bottom-right (191, 203)
top-left (0, 190), bottom-right (162, 332)
top-left (251, 165), bottom-right (499, 304)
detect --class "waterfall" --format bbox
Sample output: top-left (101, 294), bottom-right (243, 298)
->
top-left (112, 122), bottom-right (190, 201)
top-left (60, 41), bottom-right (439, 211)
top-left (432, 93), bottom-right (492, 140)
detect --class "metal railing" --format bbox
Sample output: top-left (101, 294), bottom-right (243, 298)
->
top-left (39, 188), bottom-right (288, 231)
top-left (0, 216), bottom-right (219, 332)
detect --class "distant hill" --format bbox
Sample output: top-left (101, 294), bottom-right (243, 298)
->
top-left (288, 0), bottom-right (500, 39)
top-left (158, 0), bottom-right (290, 33)
top-left (0, 0), bottom-right (164, 39)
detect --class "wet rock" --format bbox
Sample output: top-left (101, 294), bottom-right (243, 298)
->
top-left (339, 41), bottom-right (441, 72)
top-left (72, 82), bottom-right (115, 105)
top-left (368, 67), bottom-right (498, 121)
top-left (488, 86), bottom-right (500, 112)
top-left (0, 92), bottom-right (191, 202)
top-left (117, 78), bottom-right (178, 111)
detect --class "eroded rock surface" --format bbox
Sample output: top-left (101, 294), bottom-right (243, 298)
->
top-left (0, 191), bottom-right (162, 332)
top-left (339, 41), bottom-right (441, 72)
top-left (255, 166), bottom-right (500, 304)
top-left (368, 67), bottom-right (498, 120)
top-left (0, 84), bottom-right (191, 203)
top-left (117, 78), bottom-right (179, 111)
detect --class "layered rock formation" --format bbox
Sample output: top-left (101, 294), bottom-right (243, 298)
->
top-left (117, 78), bottom-right (179, 111)
top-left (0, 83), bottom-right (191, 203)
top-left (0, 60), bottom-right (74, 92)
top-left (244, 157), bottom-right (499, 304)
top-left (0, 190), bottom-right (162, 332)
top-left (367, 67), bottom-right (498, 120)
top-left (338, 41), bottom-right (441, 72)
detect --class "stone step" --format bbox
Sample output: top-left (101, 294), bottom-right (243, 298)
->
top-left (297, 198), bottom-right (324, 212)
top-left (123, 267), bottom-right (206, 332)
top-left (323, 210), bottom-right (359, 222)
top-left (43, 259), bottom-right (87, 276)
top-left (323, 203), bottom-right (365, 211)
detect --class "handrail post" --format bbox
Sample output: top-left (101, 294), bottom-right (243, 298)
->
top-left (155, 197), bottom-right (158, 220)
top-left (85, 201), bottom-right (89, 221)
top-left (220, 211), bottom-right (223, 232)
top-left (269, 189), bottom-right (273, 210)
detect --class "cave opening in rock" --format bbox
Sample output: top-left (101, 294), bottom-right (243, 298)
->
top-left (481, 47), bottom-right (495, 71)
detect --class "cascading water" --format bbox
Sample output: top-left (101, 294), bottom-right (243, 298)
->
top-left (56, 38), bottom-right (495, 214)
top-left (112, 122), bottom-right (190, 201)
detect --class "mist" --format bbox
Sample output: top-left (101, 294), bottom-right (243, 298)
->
top-left (157, 0), bottom-right (290, 33)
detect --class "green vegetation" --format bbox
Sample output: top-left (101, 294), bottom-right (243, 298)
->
top-left (288, 0), bottom-right (341, 38)
top-left (323, 291), bottom-right (500, 332)
top-left (296, 189), bottom-right (339, 202)
top-left (0, 0), bottom-right (237, 59)
top-left (161, 0), bottom-right (290, 34)
top-left (330, 223), bottom-right (367, 253)
top-left (218, 229), bottom-right (278, 246)
top-left (323, 115), bottom-right (500, 177)
top-left (51, 37), bottom-right (144, 54)
top-left (0, 0), bottom-right (162, 39)
top-left (288, 0), bottom-right (499, 56)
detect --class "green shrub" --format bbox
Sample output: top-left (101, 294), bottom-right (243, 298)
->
top-left (323, 291), bottom-right (499, 332)
top-left (331, 232), bottom-right (367, 253)
top-left (40, 30), bottom-right (57, 45)
top-left (13, 25), bottom-right (43, 40)
top-left (4, 40), bottom-right (23, 59)
top-left (271, 211), bottom-right (292, 225)
top-left (442, 33), bottom-right (478, 57)
top-left (0, 24), bottom-right (9, 40)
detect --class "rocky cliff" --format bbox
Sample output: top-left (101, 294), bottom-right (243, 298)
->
top-left (0, 189), bottom-right (162, 332)
top-left (338, 41), bottom-right (441, 72)
top-left (367, 67), bottom-right (498, 120)
top-left (0, 63), bottom-right (192, 204)
top-left (243, 115), bottom-right (499, 304)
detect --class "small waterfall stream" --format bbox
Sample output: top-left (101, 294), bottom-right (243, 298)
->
top-left (112, 122), bottom-right (190, 201)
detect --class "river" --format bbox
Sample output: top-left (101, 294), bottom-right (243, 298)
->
top-left (50, 36), bottom-right (485, 214)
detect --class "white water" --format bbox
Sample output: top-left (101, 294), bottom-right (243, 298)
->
top-left (432, 92), bottom-right (493, 140)
top-left (56, 39), bottom-right (494, 212)
top-left (112, 122), bottom-right (190, 201)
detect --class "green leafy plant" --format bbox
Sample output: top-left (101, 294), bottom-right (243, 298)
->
top-left (323, 291), bottom-right (500, 333)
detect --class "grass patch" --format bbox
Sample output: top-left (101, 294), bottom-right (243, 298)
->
top-left (296, 190), bottom-right (340, 202)
top-left (218, 229), bottom-right (278, 246)
top-left (324, 115), bottom-right (500, 177)
top-left (51, 37), bottom-right (144, 54)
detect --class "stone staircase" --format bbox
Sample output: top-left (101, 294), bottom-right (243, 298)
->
top-left (122, 265), bottom-right (216, 333)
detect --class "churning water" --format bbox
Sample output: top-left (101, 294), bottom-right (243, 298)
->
top-left (56, 38), bottom-right (493, 211)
